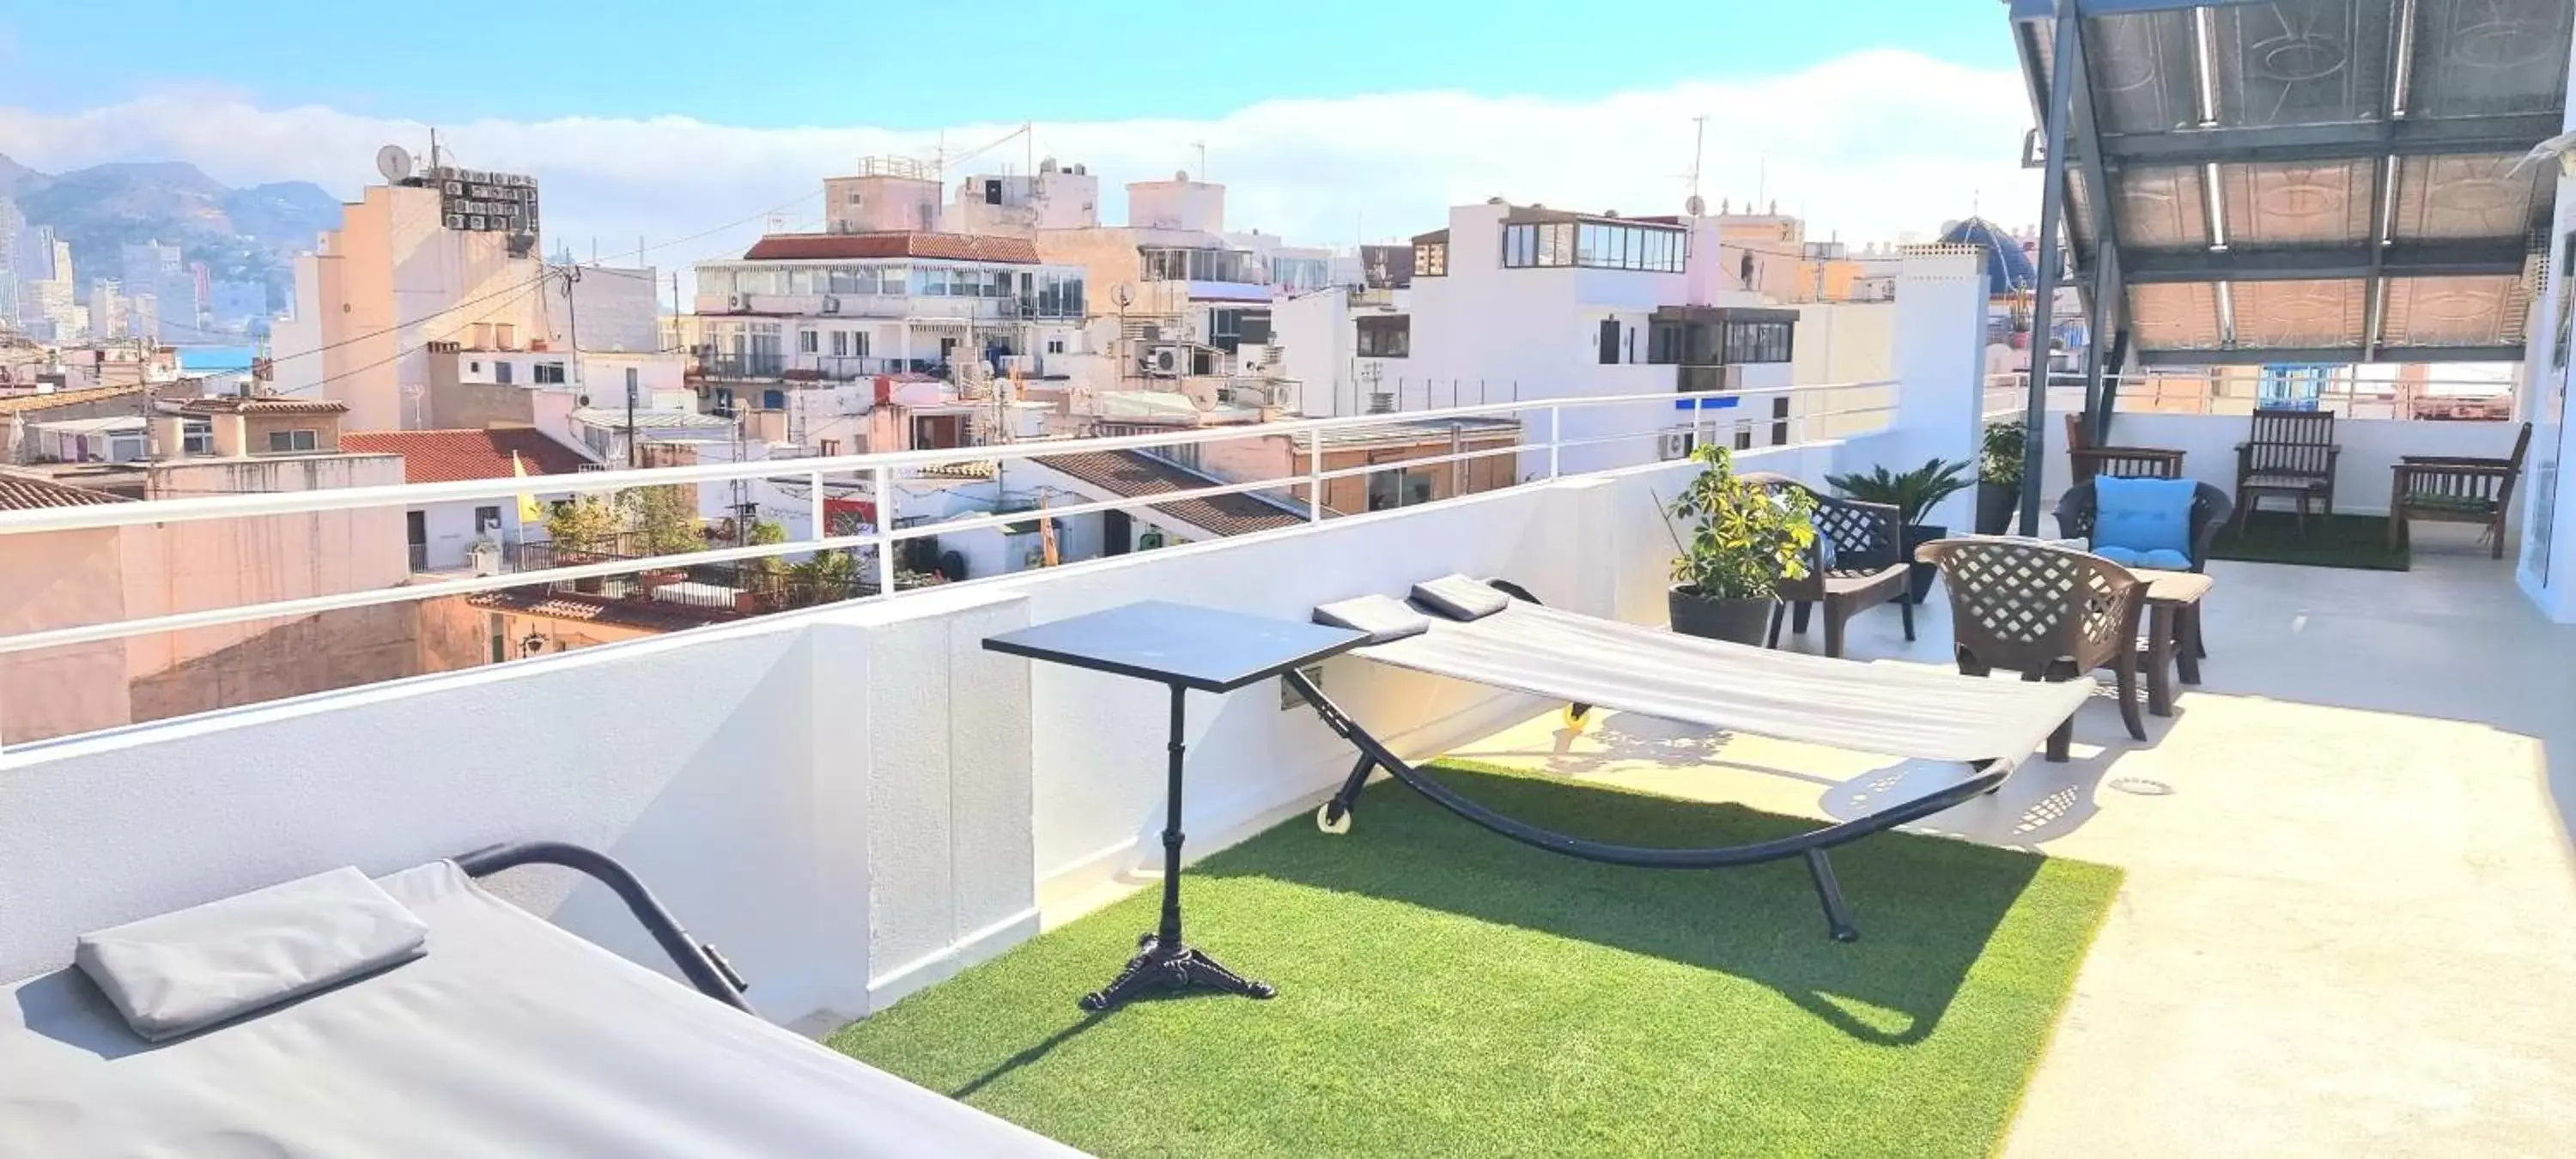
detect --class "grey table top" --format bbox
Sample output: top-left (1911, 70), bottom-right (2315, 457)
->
top-left (982, 601), bottom-right (1367, 693)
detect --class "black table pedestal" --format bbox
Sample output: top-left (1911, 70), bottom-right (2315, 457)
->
top-left (1078, 684), bottom-right (1274, 1012)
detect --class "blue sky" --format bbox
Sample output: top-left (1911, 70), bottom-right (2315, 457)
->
top-left (3, 0), bottom-right (2012, 127)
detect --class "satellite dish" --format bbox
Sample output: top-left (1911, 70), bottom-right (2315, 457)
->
top-left (376, 145), bottom-right (415, 184)
top-left (1686, 194), bottom-right (1706, 215)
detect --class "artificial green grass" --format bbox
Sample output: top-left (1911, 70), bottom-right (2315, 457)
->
top-left (831, 760), bottom-right (2122, 1158)
top-left (2207, 510), bottom-right (2409, 571)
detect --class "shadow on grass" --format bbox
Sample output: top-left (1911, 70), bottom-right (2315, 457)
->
top-left (1198, 761), bottom-right (2057, 1047)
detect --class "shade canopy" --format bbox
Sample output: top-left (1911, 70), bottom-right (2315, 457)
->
top-left (2010, 0), bottom-right (2571, 367)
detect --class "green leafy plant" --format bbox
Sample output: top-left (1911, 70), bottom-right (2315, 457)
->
top-left (785, 550), bottom-right (858, 608)
top-left (1981, 421), bottom-right (2026, 488)
top-left (1825, 458), bottom-right (1975, 525)
top-left (544, 495), bottom-right (624, 554)
top-left (1665, 445), bottom-right (1816, 600)
top-left (627, 486), bottom-right (705, 556)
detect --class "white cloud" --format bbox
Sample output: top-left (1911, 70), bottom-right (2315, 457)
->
top-left (0, 49), bottom-right (2037, 268)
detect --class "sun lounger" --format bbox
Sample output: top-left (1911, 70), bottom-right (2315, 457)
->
top-left (0, 842), bottom-right (1079, 1157)
top-left (1299, 576), bottom-right (2094, 940)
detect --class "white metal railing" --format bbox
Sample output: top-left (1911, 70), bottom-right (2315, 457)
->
top-left (1984, 369), bottom-right (2518, 423)
top-left (0, 379), bottom-right (1894, 748)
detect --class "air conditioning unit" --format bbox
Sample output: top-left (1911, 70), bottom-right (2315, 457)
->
top-left (728, 294), bottom-right (747, 312)
top-left (1147, 345), bottom-right (1183, 375)
top-left (821, 297), bottom-right (841, 314)
top-left (1657, 431), bottom-right (1692, 461)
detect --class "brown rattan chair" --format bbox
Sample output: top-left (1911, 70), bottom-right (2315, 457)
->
top-left (1916, 537), bottom-right (2148, 749)
top-left (2052, 480), bottom-right (2235, 574)
top-left (2233, 408), bottom-right (2340, 539)
top-left (2389, 422), bottom-right (2531, 559)
top-left (1743, 473), bottom-right (1911, 659)
top-left (2065, 411), bottom-right (2185, 482)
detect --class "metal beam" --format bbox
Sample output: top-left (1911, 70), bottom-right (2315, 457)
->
top-left (2123, 240), bottom-right (2532, 283)
top-left (2008, 0), bottom-right (2269, 17)
top-left (2100, 114), bottom-right (2563, 165)
top-left (2136, 344), bottom-right (2525, 367)
top-left (2019, 6), bottom-right (2081, 537)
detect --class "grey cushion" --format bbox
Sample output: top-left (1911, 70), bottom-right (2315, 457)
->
top-left (1409, 574), bottom-right (1511, 621)
top-left (75, 866), bottom-right (428, 1042)
top-left (1314, 594), bottom-right (1431, 644)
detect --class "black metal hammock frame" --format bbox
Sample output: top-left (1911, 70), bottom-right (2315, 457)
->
top-left (1280, 584), bottom-right (2014, 942)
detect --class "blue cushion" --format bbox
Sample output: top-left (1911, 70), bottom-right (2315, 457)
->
top-left (2091, 545), bottom-right (2192, 570)
top-left (2091, 476), bottom-right (2196, 560)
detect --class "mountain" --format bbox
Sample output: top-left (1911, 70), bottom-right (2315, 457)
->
top-left (0, 153), bottom-right (342, 323)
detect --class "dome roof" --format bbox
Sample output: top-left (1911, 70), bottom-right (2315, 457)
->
top-left (1939, 216), bottom-right (2037, 297)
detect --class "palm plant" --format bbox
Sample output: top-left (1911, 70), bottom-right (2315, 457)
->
top-left (1824, 458), bottom-right (1975, 526)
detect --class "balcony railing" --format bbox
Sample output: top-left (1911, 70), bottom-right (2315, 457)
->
top-left (0, 379), bottom-right (1897, 752)
top-left (1984, 370), bottom-right (2519, 422)
top-left (696, 354), bottom-right (912, 382)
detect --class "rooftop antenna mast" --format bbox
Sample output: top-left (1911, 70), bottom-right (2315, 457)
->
top-left (1688, 115), bottom-right (1709, 204)
top-left (1189, 140), bottom-right (1207, 180)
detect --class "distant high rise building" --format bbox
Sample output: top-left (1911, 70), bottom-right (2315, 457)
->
top-left (92, 277), bottom-right (127, 339)
top-left (122, 240), bottom-right (193, 337)
top-left (0, 197), bottom-right (23, 325)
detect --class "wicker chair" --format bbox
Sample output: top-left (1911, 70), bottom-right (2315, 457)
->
top-left (1916, 537), bottom-right (2148, 747)
top-left (1743, 473), bottom-right (1912, 659)
top-left (2389, 422), bottom-right (2532, 560)
top-left (2065, 412), bottom-right (2185, 482)
top-left (2052, 480), bottom-right (2235, 574)
top-left (2234, 409), bottom-right (2340, 539)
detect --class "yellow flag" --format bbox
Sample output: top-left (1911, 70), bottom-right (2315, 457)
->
top-left (513, 451), bottom-right (544, 525)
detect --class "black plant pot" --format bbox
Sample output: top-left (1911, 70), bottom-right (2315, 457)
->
top-left (1668, 586), bottom-right (1774, 646)
top-left (1899, 524), bottom-right (1947, 604)
top-left (1975, 482), bottom-right (2019, 536)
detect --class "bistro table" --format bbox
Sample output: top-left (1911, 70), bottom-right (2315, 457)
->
top-left (983, 601), bottom-right (1367, 1011)
top-left (2128, 568), bottom-right (2215, 718)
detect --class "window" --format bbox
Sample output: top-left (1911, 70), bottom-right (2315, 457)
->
top-left (850, 331), bottom-right (870, 356)
top-left (1516, 219), bottom-right (1686, 272)
top-left (799, 330), bottom-right (818, 354)
top-left (182, 422), bottom-right (213, 454)
top-left (831, 331), bottom-right (848, 356)
top-left (1047, 337), bottom-right (1066, 354)
top-left (534, 361), bottom-right (566, 385)
top-left (819, 439), bottom-right (841, 457)
top-left (624, 367), bottom-right (639, 393)
top-left (762, 389), bottom-right (786, 410)
top-left (1356, 315), bottom-right (1411, 358)
top-left (1139, 247), bottom-right (1254, 283)
top-left (474, 505), bottom-right (501, 531)
top-left (494, 361), bottom-right (513, 385)
top-left (1413, 240), bottom-right (1448, 277)
top-left (266, 428), bottom-right (318, 452)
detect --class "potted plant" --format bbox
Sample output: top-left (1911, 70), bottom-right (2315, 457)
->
top-left (1978, 420), bottom-right (2025, 536)
top-left (1664, 445), bottom-right (1817, 645)
top-left (1824, 458), bottom-right (1974, 604)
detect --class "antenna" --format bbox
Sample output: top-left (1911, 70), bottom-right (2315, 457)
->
top-left (1189, 140), bottom-right (1207, 181)
top-left (1688, 115), bottom-right (1708, 204)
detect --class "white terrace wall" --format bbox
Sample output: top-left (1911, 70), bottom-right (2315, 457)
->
top-left (0, 439), bottom-right (1858, 1032)
top-left (2034, 410), bottom-right (2527, 528)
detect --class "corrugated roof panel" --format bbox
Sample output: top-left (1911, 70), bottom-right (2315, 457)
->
top-left (2129, 283), bottom-right (2227, 349)
top-left (2379, 272), bottom-right (2533, 346)
top-left (2231, 278), bottom-right (2370, 347)
top-left (2085, 10), bottom-right (2201, 135)
top-left (2405, 0), bottom-right (2573, 119)
top-left (2390, 153), bottom-right (2542, 240)
top-left (2218, 160), bottom-right (2377, 245)
top-left (2116, 166), bottom-right (2210, 247)
top-left (2209, 0), bottom-right (2391, 129)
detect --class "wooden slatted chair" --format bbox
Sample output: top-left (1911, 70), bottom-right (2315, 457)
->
top-left (2064, 412), bottom-right (2185, 482)
top-left (2233, 408), bottom-right (2340, 539)
top-left (2389, 422), bottom-right (2532, 559)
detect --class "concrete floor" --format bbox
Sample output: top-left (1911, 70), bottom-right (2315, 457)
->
top-left (1455, 525), bottom-right (2576, 1156)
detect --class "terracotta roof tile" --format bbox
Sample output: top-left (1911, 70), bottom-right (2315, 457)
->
top-left (337, 428), bottom-right (594, 483)
top-left (1031, 449), bottom-right (1306, 538)
top-left (179, 396), bottom-right (349, 416)
top-left (465, 589), bottom-right (730, 633)
top-left (0, 470), bottom-right (133, 512)
top-left (740, 232), bottom-right (1042, 264)
top-left (0, 385), bottom-right (143, 416)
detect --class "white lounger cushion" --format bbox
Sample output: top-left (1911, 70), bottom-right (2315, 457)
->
top-left (76, 866), bottom-right (428, 1041)
top-left (5, 861), bottom-right (1078, 1156)
top-left (1410, 574), bottom-right (1512, 621)
top-left (1353, 600), bottom-right (2092, 763)
top-left (1314, 594), bottom-right (1431, 644)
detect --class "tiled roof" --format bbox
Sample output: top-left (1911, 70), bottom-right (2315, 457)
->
top-left (568, 408), bottom-right (737, 432)
top-left (465, 589), bottom-right (729, 633)
top-left (740, 232), bottom-right (1042, 264)
top-left (0, 385), bottom-right (143, 415)
top-left (337, 428), bottom-right (594, 483)
top-left (0, 470), bottom-right (132, 512)
top-left (179, 396), bottom-right (349, 416)
top-left (1031, 449), bottom-right (1306, 538)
